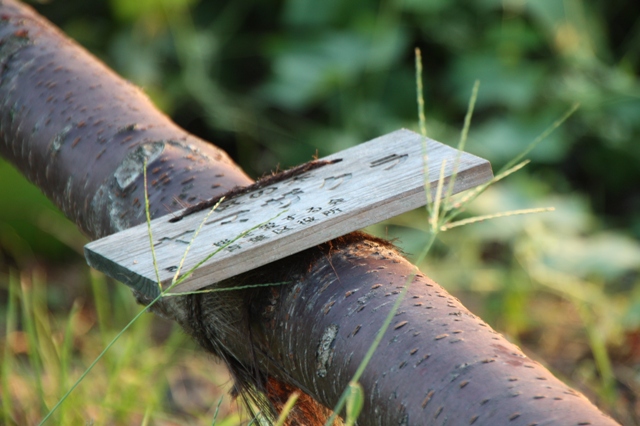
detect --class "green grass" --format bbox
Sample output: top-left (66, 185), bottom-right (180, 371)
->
top-left (0, 267), bottom-right (245, 425)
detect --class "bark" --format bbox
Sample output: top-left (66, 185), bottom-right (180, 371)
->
top-left (0, 1), bottom-right (619, 425)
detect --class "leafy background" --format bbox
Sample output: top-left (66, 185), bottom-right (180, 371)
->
top-left (1, 0), bottom-right (639, 424)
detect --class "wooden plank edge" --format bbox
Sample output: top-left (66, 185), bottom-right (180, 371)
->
top-left (85, 245), bottom-right (162, 298)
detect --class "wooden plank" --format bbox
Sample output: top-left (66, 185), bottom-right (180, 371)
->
top-left (85, 129), bottom-right (493, 298)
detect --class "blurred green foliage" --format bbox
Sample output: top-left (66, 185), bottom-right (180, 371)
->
top-left (1, 0), bottom-right (639, 423)
top-left (28, 1), bottom-right (640, 228)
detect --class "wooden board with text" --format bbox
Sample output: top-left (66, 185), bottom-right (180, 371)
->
top-left (85, 129), bottom-right (493, 298)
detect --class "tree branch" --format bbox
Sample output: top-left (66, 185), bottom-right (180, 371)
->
top-left (0, 1), bottom-right (619, 424)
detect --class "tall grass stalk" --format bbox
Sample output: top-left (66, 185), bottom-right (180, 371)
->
top-left (143, 159), bottom-right (162, 291)
top-left (325, 47), bottom-right (569, 424)
top-left (38, 287), bottom-right (161, 425)
top-left (441, 102), bottom-right (577, 226)
top-left (415, 48), bottom-right (432, 211)
top-left (39, 164), bottom-right (287, 424)
top-left (443, 80), bottom-right (480, 204)
top-left (326, 48), bottom-right (460, 425)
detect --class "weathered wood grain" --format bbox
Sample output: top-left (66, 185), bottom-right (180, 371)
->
top-left (85, 129), bottom-right (493, 298)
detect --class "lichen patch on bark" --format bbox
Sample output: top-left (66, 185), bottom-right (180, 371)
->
top-left (114, 141), bottom-right (164, 190)
top-left (316, 323), bottom-right (338, 378)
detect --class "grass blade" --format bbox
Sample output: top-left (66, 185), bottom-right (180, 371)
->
top-left (2, 271), bottom-right (19, 425)
top-left (166, 210), bottom-right (288, 291)
top-left (415, 48), bottom-right (428, 138)
top-left (210, 395), bottom-right (224, 425)
top-left (440, 207), bottom-right (555, 231)
top-left (324, 232), bottom-right (437, 425)
top-left (415, 48), bottom-right (433, 213)
top-left (57, 299), bottom-right (81, 421)
top-left (443, 80), bottom-right (479, 205)
top-left (143, 159), bottom-right (162, 292)
top-left (442, 103), bottom-right (577, 224)
top-left (20, 274), bottom-right (48, 415)
top-left (500, 103), bottom-right (579, 174)
top-left (345, 382), bottom-right (364, 426)
top-left (170, 198), bottom-right (225, 286)
top-left (443, 160), bottom-right (530, 223)
top-left (38, 294), bottom-right (161, 425)
top-left (274, 392), bottom-right (299, 426)
top-left (430, 159), bottom-right (447, 231)
top-left (163, 281), bottom-right (290, 297)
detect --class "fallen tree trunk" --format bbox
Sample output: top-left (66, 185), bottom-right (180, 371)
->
top-left (0, 1), bottom-right (619, 424)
